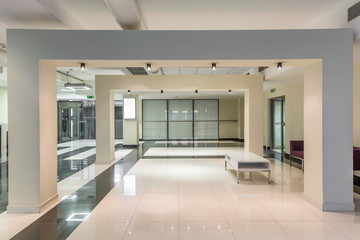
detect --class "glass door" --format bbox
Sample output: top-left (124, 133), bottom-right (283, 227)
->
top-left (270, 96), bottom-right (285, 157)
top-left (58, 102), bottom-right (80, 143)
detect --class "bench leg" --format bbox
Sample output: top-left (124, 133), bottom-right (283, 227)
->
top-left (268, 171), bottom-right (271, 184)
top-left (237, 171), bottom-right (239, 184)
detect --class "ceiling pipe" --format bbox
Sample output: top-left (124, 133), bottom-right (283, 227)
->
top-left (104, 0), bottom-right (145, 30)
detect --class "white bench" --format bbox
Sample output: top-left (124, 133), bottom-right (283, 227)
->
top-left (225, 152), bottom-right (271, 184)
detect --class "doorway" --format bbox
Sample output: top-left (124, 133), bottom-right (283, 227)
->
top-left (270, 96), bottom-right (286, 158)
top-left (57, 102), bottom-right (80, 143)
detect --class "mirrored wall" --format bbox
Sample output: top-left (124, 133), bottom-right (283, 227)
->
top-left (142, 99), bottom-right (218, 140)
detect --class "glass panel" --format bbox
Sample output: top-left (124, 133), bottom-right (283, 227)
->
top-left (274, 101), bottom-right (281, 123)
top-left (143, 122), bottom-right (167, 140)
top-left (274, 124), bottom-right (282, 149)
top-left (168, 100), bottom-right (193, 139)
top-left (142, 100), bottom-right (167, 140)
top-left (194, 100), bottom-right (218, 139)
top-left (194, 100), bottom-right (218, 120)
top-left (169, 122), bottom-right (192, 139)
top-left (143, 100), bottom-right (167, 121)
top-left (194, 121), bottom-right (218, 139)
top-left (168, 100), bottom-right (192, 120)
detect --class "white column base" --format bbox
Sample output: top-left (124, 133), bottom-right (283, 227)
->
top-left (304, 193), bottom-right (355, 212)
top-left (7, 194), bottom-right (58, 214)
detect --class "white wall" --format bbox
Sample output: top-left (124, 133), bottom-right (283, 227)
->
top-left (263, 81), bottom-right (304, 153)
top-left (355, 63), bottom-right (360, 147)
top-left (219, 98), bottom-right (243, 139)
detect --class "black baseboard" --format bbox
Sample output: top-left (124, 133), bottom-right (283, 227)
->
top-left (285, 152), bottom-right (290, 160)
top-left (219, 138), bottom-right (244, 142)
top-left (123, 145), bottom-right (138, 149)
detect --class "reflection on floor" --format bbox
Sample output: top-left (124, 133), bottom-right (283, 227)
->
top-left (1, 140), bottom-right (360, 240)
top-left (0, 162), bottom-right (7, 214)
top-left (67, 157), bottom-right (360, 240)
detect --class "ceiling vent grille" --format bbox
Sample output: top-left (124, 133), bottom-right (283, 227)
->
top-left (126, 67), bottom-right (148, 75)
top-left (348, 1), bottom-right (360, 22)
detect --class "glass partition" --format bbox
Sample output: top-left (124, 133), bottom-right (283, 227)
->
top-left (168, 100), bottom-right (193, 140)
top-left (194, 100), bottom-right (219, 139)
top-left (142, 99), bottom-right (218, 140)
top-left (142, 100), bottom-right (167, 140)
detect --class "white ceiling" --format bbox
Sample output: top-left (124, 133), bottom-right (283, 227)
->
top-left (0, 0), bottom-right (354, 100)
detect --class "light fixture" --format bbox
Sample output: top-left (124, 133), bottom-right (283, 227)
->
top-left (277, 62), bottom-right (282, 70)
top-left (128, 90), bottom-right (131, 94)
top-left (212, 63), bottom-right (216, 71)
top-left (64, 83), bottom-right (92, 90)
top-left (80, 63), bottom-right (85, 71)
top-left (161, 90), bottom-right (163, 94)
top-left (195, 90), bottom-right (198, 93)
top-left (147, 63), bottom-right (151, 71)
top-left (229, 90), bottom-right (232, 94)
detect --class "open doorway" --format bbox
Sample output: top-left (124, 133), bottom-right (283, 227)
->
top-left (270, 96), bottom-right (286, 159)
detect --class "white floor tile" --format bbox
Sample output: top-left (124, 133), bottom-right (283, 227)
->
top-left (67, 222), bottom-right (127, 240)
top-left (123, 222), bottom-right (178, 240)
top-left (179, 222), bottom-right (235, 240)
top-left (132, 193), bottom-right (178, 222)
top-left (278, 222), bottom-right (349, 240)
top-left (179, 192), bottom-right (226, 222)
top-left (229, 222), bottom-right (291, 240)
top-left (327, 221), bottom-right (360, 240)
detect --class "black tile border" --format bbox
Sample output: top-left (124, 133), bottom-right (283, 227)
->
top-left (11, 150), bottom-right (139, 240)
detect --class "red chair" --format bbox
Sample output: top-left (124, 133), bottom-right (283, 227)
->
top-left (353, 147), bottom-right (360, 171)
top-left (290, 140), bottom-right (304, 171)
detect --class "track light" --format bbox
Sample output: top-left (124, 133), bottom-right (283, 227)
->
top-left (147, 63), bottom-right (151, 71)
top-left (195, 90), bottom-right (198, 94)
top-left (80, 63), bottom-right (85, 71)
top-left (277, 62), bottom-right (282, 70)
top-left (212, 63), bottom-right (216, 71)
top-left (161, 90), bottom-right (163, 94)
top-left (229, 90), bottom-right (232, 94)
top-left (128, 90), bottom-right (131, 94)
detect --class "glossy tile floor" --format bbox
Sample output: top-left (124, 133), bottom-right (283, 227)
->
top-left (1, 140), bottom-right (360, 239)
top-left (67, 156), bottom-right (360, 240)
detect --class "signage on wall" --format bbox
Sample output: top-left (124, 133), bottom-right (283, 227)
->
top-left (270, 88), bottom-right (276, 93)
top-left (87, 95), bottom-right (95, 99)
top-left (123, 98), bottom-right (136, 119)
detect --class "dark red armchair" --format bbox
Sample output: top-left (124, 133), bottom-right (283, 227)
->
top-left (290, 140), bottom-right (304, 170)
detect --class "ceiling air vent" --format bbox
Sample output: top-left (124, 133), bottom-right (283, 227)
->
top-left (126, 67), bottom-right (148, 75)
top-left (348, 1), bottom-right (360, 22)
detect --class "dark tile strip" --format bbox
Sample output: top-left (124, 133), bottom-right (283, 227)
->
top-left (0, 162), bottom-right (8, 214)
top-left (11, 149), bottom-right (139, 240)
top-left (57, 147), bottom-right (68, 150)
top-left (57, 147), bottom-right (95, 182)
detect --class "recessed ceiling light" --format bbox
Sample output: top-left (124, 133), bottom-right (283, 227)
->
top-left (80, 63), bottom-right (85, 71)
top-left (195, 90), bottom-right (198, 93)
top-left (277, 62), bottom-right (283, 70)
top-left (212, 63), bottom-right (216, 70)
top-left (229, 89), bottom-right (232, 94)
top-left (147, 63), bottom-right (151, 71)
top-left (128, 90), bottom-right (131, 94)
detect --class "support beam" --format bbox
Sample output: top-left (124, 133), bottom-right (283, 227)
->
top-left (7, 61), bottom-right (58, 213)
top-left (95, 82), bottom-right (115, 164)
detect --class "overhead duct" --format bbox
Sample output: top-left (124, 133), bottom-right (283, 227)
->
top-left (104, 0), bottom-right (144, 30)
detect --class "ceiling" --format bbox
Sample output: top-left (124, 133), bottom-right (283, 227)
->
top-left (0, 0), bottom-right (354, 100)
top-left (0, 0), bottom-right (354, 46)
